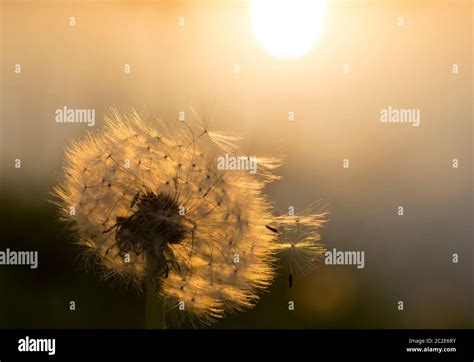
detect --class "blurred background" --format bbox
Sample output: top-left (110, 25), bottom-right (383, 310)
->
top-left (0, 0), bottom-right (472, 328)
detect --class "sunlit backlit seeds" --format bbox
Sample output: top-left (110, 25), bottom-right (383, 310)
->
top-left (53, 109), bottom-right (327, 324)
top-left (273, 203), bottom-right (328, 276)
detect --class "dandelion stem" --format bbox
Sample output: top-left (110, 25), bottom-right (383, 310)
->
top-left (145, 257), bottom-right (167, 329)
top-left (145, 285), bottom-right (167, 329)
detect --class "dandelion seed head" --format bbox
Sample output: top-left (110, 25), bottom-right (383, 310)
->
top-left (54, 108), bottom-right (327, 323)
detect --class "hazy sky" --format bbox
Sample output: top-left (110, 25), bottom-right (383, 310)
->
top-left (1, 0), bottom-right (472, 327)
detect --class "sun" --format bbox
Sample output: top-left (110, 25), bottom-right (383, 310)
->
top-left (250, 0), bottom-right (325, 60)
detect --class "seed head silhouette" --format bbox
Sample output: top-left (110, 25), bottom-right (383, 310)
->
top-left (53, 108), bottom-right (327, 324)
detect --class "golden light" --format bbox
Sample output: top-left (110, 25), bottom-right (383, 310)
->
top-left (250, 0), bottom-right (325, 60)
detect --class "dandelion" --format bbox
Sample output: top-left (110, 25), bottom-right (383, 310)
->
top-left (53, 108), bottom-right (327, 325)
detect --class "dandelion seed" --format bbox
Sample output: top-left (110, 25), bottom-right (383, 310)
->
top-left (53, 108), bottom-right (327, 324)
top-left (272, 202), bottom-right (329, 276)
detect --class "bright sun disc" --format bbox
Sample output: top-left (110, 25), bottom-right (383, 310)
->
top-left (250, 0), bottom-right (325, 60)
